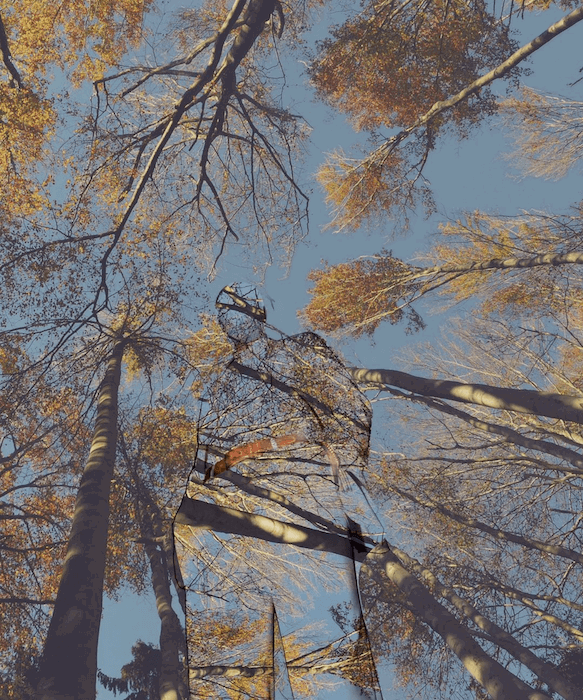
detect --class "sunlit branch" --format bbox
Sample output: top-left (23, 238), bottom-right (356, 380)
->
top-left (393, 389), bottom-right (583, 474)
top-left (350, 367), bottom-right (583, 424)
top-left (374, 5), bottom-right (583, 163)
top-left (175, 497), bottom-right (371, 562)
top-left (362, 542), bottom-right (552, 700)
top-left (390, 546), bottom-right (581, 700)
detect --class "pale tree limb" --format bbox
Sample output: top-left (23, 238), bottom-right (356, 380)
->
top-left (361, 542), bottom-right (552, 700)
top-left (391, 546), bottom-right (581, 700)
top-left (303, 243), bottom-right (583, 337)
top-left (373, 5), bottom-right (583, 163)
top-left (388, 482), bottom-right (583, 566)
top-left (178, 499), bottom-right (562, 699)
top-left (188, 656), bottom-right (368, 680)
top-left (190, 457), bottom-right (357, 538)
top-left (394, 390), bottom-right (583, 474)
top-left (409, 250), bottom-right (583, 281)
top-left (175, 497), bottom-right (362, 561)
top-left (349, 367), bottom-right (583, 424)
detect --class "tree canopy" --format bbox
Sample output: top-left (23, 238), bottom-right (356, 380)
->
top-left (1, 1), bottom-right (583, 699)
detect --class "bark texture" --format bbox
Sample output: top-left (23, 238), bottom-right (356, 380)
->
top-left (361, 543), bottom-right (551, 700)
top-left (36, 341), bottom-right (125, 700)
top-left (350, 367), bottom-right (583, 424)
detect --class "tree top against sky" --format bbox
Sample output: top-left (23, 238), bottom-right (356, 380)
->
top-left (2, 1), bottom-right (583, 699)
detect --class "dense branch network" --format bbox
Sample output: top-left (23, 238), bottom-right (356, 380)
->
top-left (313, 4), bottom-right (583, 230)
top-left (91, 0), bottom-right (309, 309)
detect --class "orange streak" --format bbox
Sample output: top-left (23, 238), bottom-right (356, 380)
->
top-left (204, 432), bottom-right (308, 482)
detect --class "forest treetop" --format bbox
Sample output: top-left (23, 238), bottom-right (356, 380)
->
top-left (2, 0), bottom-right (583, 699)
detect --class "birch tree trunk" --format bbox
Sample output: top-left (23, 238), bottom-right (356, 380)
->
top-left (390, 546), bottom-right (582, 700)
top-left (178, 500), bottom-right (563, 698)
top-left (413, 250), bottom-right (583, 278)
top-left (142, 535), bottom-right (188, 700)
top-left (136, 485), bottom-right (187, 700)
top-left (360, 543), bottom-right (552, 700)
top-left (36, 340), bottom-right (125, 700)
top-left (349, 367), bottom-right (583, 424)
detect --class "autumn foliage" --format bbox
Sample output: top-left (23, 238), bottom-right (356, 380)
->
top-left (302, 204), bottom-right (583, 340)
top-left (1, 0), bottom-right (152, 82)
top-left (430, 209), bottom-right (583, 317)
top-left (500, 87), bottom-right (583, 180)
top-left (301, 254), bottom-right (424, 338)
top-left (0, 0), bottom-right (153, 228)
top-left (309, 0), bottom-right (515, 133)
top-left (309, 0), bottom-right (520, 229)
top-left (0, 363), bottom-right (91, 667)
top-left (3, 0), bottom-right (583, 697)
top-left (307, 0), bottom-right (583, 230)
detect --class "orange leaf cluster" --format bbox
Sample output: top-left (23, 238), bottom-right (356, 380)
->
top-left (1, 0), bottom-right (153, 84)
top-left (302, 254), bottom-right (416, 338)
top-left (182, 314), bottom-right (233, 396)
top-left (0, 0), bottom-right (153, 230)
top-left (310, 0), bottom-right (515, 133)
top-left (134, 406), bottom-right (199, 477)
top-left (317, 149), bottom-right (421, 230)
top-left (431, 211), bottom-right (583, 318)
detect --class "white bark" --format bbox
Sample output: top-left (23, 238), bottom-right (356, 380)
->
top-left (175, 497), bottom-right (360, 561)
top-left (349, 367), bottom-right (583, 424)
top-left (391, 546), bottom-right (581, 700)
top-left (361, 543), bottom-right (552, 700)
top-left (178, 500), bottom-right (557, 699)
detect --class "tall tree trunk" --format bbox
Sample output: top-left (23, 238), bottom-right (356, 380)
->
top-left (178, 500), bottom-right (559, 699)
top-left (142, 535), bottom-right (188, 700)
top-left (361, 543), bottom-right (551, 700)
top-left (349, 367), bottom-right (583, 424)
top-left (36, 340), bottom-right (125, 700)
top-left (390, 547), bottom-right (582, 700)
top-left (136, 488), bottom-right (187, 700)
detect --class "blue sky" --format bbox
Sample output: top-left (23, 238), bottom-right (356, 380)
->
top-left (96, 3), bottom-right (583, 698)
